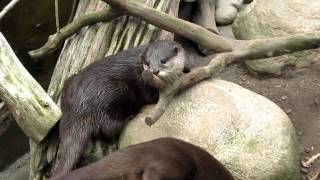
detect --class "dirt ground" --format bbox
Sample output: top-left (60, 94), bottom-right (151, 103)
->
top-left (216, 62), bottom-right (320, 179)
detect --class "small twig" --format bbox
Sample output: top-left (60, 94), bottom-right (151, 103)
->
top-left (303, 153), bottom-right (320, 167)
top-left (28, 7), bottom-right (121, 60)
top-left (0, 0), bottom-right (20, 20)
top-left (55, 0), bottom-right (60, 32)
top-left (68, 0), bottom-right (79, 23)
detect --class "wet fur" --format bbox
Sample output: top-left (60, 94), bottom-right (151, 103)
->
top-left (53, 41), bottom-right (185, 176)
top-left (50, 138), bottom-right (235, 180)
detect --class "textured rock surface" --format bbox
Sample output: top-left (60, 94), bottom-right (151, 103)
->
top-left (120, 80), bottom-right (300, 180)
top-left (233, 0), bottom-right (320, 75)
top-left (0, 153), bottom-right (29, 180)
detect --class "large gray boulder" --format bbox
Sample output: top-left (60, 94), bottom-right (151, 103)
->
top-left (119, 80), bottom-right (300, 180)
top-left (233, 0), bottom-right (320, 75)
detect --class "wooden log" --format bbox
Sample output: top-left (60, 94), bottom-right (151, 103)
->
top-left (0, 32), bottom-right (61, 143)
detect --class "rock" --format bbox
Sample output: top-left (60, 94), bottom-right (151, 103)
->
top-left (0, 153), bottom-right (29, 180)
top-left (216, 0), bottom-right (243, 25)
top-left (233, 0), bottom-right (320, 75)
top-left (120, 80), bottom-right (300, 180)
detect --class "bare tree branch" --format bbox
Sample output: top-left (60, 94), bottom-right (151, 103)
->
top-left (103, 0), bottom-right (235, 53)
top-left (28, 7), bottom-right (121, 60)
top-left (0, 0), bottom-right (20, 20)
top-left (55, 0), bottom-right (60, 32)
top-left (145, 32), bottom-right (320, 125)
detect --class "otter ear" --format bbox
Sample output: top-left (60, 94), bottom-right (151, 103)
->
top-left (173, 45), bottom-right (179, 54)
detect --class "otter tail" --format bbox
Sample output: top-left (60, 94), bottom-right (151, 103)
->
top-left (53, 116), bottom-right (94, 177)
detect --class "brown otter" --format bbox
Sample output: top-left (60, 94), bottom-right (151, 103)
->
top-left (50, 137), bottom-right (235, 180)
top-left (52, 40), bottom-right (185, 177)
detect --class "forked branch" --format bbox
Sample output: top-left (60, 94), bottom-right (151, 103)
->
top-left (144, 33), bottom-right (320, 125)
top-left (28, 7), bottom-right (121, 60)
top-left (103, 0), bottom-right (234, 52)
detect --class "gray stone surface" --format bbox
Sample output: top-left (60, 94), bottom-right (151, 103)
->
top-left (0, 153), bottom-right (29, 180)
top-left (233, 0), bottom-right (320, 75)
top-left (120, 80), bottom-right (300, 180)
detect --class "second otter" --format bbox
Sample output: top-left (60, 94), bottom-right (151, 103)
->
top-left (50, 138), bottom-right (235, 180)
top-left (53, 40), bottom-right (185, 176)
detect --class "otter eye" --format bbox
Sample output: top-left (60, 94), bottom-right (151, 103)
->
top-left (161, 58), bottom-right (167, 64)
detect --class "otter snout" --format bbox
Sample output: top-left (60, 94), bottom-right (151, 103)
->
top-left (152, 68), bottom-right (160, 74)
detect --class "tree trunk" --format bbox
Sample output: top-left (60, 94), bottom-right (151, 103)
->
top-left (0, 32), bottom-right (61, 143)
top-left (30, 0), bottom-right (180, 179)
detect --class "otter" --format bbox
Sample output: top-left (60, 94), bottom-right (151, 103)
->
top-left (50, 137), bottom-right (235, 180)
top-left (53, 40), bottom-right (186, 176)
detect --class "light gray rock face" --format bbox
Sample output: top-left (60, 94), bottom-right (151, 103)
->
top-left (233, 0), bottom-right (320, 75)
top-left (120, 80), bottom-right (300, 180)
top-left (0, 153), bottom-right (29, 180)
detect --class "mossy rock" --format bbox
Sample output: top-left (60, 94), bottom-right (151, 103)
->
top-left (119, 80), bottom-right (300, 180)
top-left (233, 0), bottom-right (320, 75)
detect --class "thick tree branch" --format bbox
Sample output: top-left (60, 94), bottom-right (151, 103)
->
top-left (235, 32), bottom-right (320, 61)
top-left (103, 0), bottom-right (234, 53)
top-left (28, 7), bottom-right (121, 60)
top-left (0, 33), bottom-right (61, 143)
top-left (67, 0), bottom-right (79, 23)
top-left (145, 32), bottom-right (320, 125)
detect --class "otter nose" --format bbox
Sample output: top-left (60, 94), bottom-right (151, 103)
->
top-left (152, 69), bottom-right (160, 74)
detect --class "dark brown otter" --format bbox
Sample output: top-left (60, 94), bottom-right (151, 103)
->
top-left (53, 40), bottom-right (185, 177)
top-left (50, 137), bottom-right (235, 180)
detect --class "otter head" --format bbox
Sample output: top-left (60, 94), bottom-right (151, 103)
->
top-left (143, 40), bottom-right (185, 84)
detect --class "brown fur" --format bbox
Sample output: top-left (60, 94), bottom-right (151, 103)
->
top-left (53, 40), bottom-right (185, 177)
top-left (50, 137), bottom-right (235, 180)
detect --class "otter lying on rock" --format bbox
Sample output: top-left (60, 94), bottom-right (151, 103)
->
top-left (52, 40), bottom-right (186, 177)
top-left (50, 138), bottom-right (235, 180)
